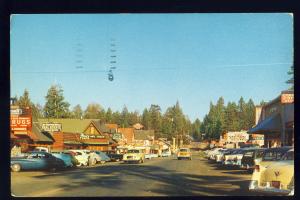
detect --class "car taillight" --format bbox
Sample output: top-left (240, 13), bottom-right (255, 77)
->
top-left (254, 165), bottom-right (260, 172)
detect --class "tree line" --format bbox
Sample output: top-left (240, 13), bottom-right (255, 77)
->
top-left (12, 85), bottom-right (199, 142)
top-left (200, 97), bottom-right (256, 140)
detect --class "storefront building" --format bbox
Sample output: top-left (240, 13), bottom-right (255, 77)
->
top-left (248, 90), bottom-right (294, 148)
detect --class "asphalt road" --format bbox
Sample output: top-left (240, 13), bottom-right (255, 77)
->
top-left (11, 152), bottom-right (254, 197)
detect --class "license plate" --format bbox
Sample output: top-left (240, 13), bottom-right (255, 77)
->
top-left (271, 181), bottom-right (280, 189)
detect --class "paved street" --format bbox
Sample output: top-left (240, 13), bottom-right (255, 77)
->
top-left (11, 152), bottom-right (254, 197)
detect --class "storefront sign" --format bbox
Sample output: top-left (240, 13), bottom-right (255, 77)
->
top-left (281, 93), bottom-right (294, 104)
top-left (10, 108), bottom-right (23, 115)
top-left (227, 132), bottom-right (249, 143)
top-left (80, 133), bottom-right (105, 139)
top-left (10, 117), bottom-right (32, 131)
top-left (112, 133), bottom-right (122, 140)
top-left (42, 123), bottom-right (62, 132)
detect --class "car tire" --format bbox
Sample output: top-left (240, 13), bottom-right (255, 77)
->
top-left (116, 159), bottom-right (120, 162)
top-left (11, 164), bottom-right (21, 172)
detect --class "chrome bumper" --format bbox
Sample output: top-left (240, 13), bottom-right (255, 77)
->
top-left (249, 181), bottom-right (292, 195)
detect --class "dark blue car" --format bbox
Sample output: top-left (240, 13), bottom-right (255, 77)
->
top-left (11, 151), bottom-right (65, 172)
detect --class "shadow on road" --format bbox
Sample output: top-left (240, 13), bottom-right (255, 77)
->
top-left (30, 162), bottom-right (253, 196)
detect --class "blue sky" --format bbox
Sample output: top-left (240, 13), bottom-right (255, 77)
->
top-left (10, 13), bottom-right (293, 121)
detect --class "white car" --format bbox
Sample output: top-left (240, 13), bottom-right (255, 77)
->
top-left (82, 150), bottom-right (102, 165)
top-left (67, 150), bottom-right (90, 166)
top-left (223, 149), bottom-right (244, 166)
top-left (161, 150), bottom-right (171, 157)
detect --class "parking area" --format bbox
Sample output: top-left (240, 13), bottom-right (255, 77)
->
top-left (11, 152), bottom-right (261, 197)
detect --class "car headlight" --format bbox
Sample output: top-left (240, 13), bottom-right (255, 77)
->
top-left (288, 188), bottom-right (294, 196)
top-left (249, 180), bottom-right (258, 190)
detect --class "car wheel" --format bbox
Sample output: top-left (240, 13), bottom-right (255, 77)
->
top-left (11, 164), bottom-right (21, 172)
top-left (50, 167), bottom-right (57, 172)
top-left (116, 159), bottom-right (120, 162)
top-left (100, 160), bottom-right (106, 164)
top-left (139, 159), bottom-right (142, 164)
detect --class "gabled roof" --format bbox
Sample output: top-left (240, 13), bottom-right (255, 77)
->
top-left (118, 128), bottom-right (134, 143)
top-left (134, 130), bottom-right (155, 140)
top-left (37, 118), bottom-right (98, 133)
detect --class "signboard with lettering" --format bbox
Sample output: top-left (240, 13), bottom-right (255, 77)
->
top-left (80, 133), bottom-right (105, 140)
top-left (227, 131), bottom-right (249, 143)
top-left (42, 123), bottom-right (62, 132)
top-left (112, 133), bottom-right (122, 140)
top-left (10, 117), bottom-right (32, 131)
top-left (281, 93), bottom-right (294, 104)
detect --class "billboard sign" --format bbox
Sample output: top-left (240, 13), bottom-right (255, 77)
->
top-left (281, 93), bottom-right (294, 104)
top-left (42, 123), bottom-right (62, 132)
top-left (10, 117), bottom-right (32, 131)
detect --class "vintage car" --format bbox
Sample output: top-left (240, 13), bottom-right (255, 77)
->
top-left (249, 148), bottom-right (294, 195)
top-left (51, 151), bottom-right (78, 168)
top-left (11, 151), bottom-right (65, 172)
top-left (206, 148), bottom-right (224, 160)
top-left (93, 151), bottom-right (111, 163)
top-left (67, 150), bottom-right (90, 166)
top-left (214, 149), bottom-right (234, 163)
top-left (161, 150), bottom-right (172, 157)
top-left (123, 149), bottom-right (145, 164)
top-left (177, 148), bottom-right (192, 160)
top-left (102, 150), bottom-right (123, 162)
top-left (240, 148), bottom-right (266, 171)
top-left (223, 149), bottom-right (244, 166)
top-left (253, 146), bottom-right (292, 166)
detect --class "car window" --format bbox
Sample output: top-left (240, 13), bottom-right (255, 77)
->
top-left (256, 151), bottom-right (264, 158)
top-left (180, 149), bottom-right (188, 152)
top-left (263, 151), bottom-right (279, 161)
top-left (281, 151), bottom-right (294, 160)
top-left (128, 150), bottom-right (139, 153)
top-left (244, 151), bottom-right (254, 157)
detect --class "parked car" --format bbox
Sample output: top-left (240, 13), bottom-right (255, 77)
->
top-left (123, 149), bottom-right (145, 164)
top-left (93, 151), bottom-right (111, 163)
top-left (102, 150), bottom-right (123, 162)
top-left (223, 149), bottom-right (245, 166)
top-left (249, 148), bottom-right (294, 195)
top-left (240, 148), bottom-right (266, 171)
top-left (215, 149), bottom-right (234, 163)
top-left (207, 148), bottom-right (224, 160)
top-left (67, 150), bottom-right (90, 166)
top-left (82, 150), bottom-right (103, 165)
top-left (253, 146), bottom-right (293, 166)
top-left (161, 150), bottom-right (172, 157)
top-left (177, 148), bottom-right (192, 160)
top-left (51, 151), bottom-right (77, 168)
top-left (11, 151), bottom-right (65, 172)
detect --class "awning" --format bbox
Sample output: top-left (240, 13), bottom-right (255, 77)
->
top-left (248, 114), bottom-right (282, 134)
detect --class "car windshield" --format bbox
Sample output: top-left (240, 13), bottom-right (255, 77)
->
top-left (244, 151), bottom-right (254, 157)
top-left (263, 151), bottom-right (284, 161)
top-left (128, 150), bottom-right (140, 153)
top-left (281, 151), bottom-right (294, 160)
top-left (180, 149), bottom-right (188, 152)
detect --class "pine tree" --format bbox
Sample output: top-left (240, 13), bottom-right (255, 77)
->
top-left (84, 103), bottom-right (103, 119)
top-left (44, 85), bottom-right (71, 118)
top-left (286, 65), bottom-right (294, 90)
top-left (106, 108), bottom-right (113, 123)
top-left (120, 105), bottom-right (130, 127)
top-left (72, 104), bottom-right (83, 119)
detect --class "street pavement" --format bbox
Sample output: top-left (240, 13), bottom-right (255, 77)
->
top-left (11, 152), bottom-right (255, 197)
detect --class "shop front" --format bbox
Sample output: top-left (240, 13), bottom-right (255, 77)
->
top-left (248, 90), bottom-right (294, 147)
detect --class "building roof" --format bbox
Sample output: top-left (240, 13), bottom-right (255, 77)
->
top-left (105, 123), bottom-right (118, 129)
top-left (133, 123), bottom-right (144, 130)
top-left (37, 118), bottom-right (99, 133)
top-left (30, 123), bottom-right (54, 142)
top-left (63, 132), bottom-right (81, 143)
top-left (118, 128), bottom-right (134, 143)
top-left (134, 130), bottom-right (155, 140)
